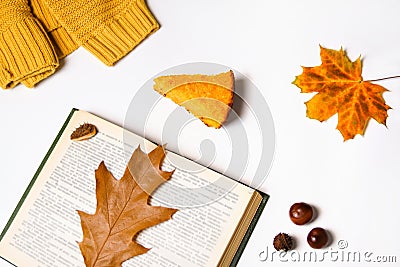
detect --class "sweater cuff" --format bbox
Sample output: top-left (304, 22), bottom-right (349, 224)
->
top-left (82, 0), bottom-right (159, 66)
top-left (0, 18), bottom-right (58, 89)
top-left (48, 27), bottom-right (79, 59)
top-left (30, 0), bottom-right (78, 59)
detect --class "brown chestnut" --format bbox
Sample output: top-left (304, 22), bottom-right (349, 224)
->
top-left (307, 227), bottom-right (328, 249)
top-left (289, 202), bottom-right (313, 225)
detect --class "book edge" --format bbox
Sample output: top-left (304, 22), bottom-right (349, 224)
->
top-left (229, 191), bottom-right (269, 266)
top-left (0, 108), bottom-right (78, 242)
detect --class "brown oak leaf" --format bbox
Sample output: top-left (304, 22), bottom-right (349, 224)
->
top-left (293, 46), bottom-right (391, 140)
top-left (77, 146), bottom-right (178, 267)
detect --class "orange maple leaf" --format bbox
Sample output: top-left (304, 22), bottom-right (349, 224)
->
top-left (293, 46), bottom-right (391, 140)
top-left (77, 146), bottom-right (178, 267)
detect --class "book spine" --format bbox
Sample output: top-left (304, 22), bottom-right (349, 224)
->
top-left (229, 193), bottom-right (269, 266)
top-left (0, 108), bottom-right (78, 240)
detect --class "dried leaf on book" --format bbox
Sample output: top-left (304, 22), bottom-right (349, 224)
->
top-left (77, 146), bottom-right (178, 267)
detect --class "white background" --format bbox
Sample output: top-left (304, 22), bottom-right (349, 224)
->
top-left (1, 0), bottom-right (400, 266)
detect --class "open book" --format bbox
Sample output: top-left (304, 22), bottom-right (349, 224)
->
top-left (0, 109), bottom-right (268, 267)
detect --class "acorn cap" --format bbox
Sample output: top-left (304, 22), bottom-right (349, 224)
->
top-left (273, 233), bottom-right (293, 252)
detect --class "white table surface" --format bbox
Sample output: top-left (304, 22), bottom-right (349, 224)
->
top-left (1, 1), bottom-right (400, 266)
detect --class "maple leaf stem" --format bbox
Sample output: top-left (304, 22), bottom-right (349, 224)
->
top-left (365, 75), bottom-right (400, 82)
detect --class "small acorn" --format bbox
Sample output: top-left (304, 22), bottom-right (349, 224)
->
top-left (70, 123), bottom-right (97, 141)
top-left (273, 233), bottom-right (293, 252)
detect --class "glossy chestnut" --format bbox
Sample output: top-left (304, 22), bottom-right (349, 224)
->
top-left (307, 227), bottom-right (328, 249)
top-left (289, 202), bottom-right (313, 225)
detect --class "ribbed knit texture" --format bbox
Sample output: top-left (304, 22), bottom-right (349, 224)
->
top-left (0, 0), bottom-right (159, 89)
top-left (44, 0), bottom-right (159, 66)
top-left (0, 0), bottom-right (58, 89)
top-left (30, 0), bottom-right (78, 59)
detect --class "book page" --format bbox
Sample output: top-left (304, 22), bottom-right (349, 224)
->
top-left (0, 110), bottom-right (254, 267)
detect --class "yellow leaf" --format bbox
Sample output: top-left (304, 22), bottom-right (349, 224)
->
top-left (293, 46), bottom-right (390, 140)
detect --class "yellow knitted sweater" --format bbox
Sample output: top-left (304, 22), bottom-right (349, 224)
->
top-left (0, 0), bottom-right (159, 89)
